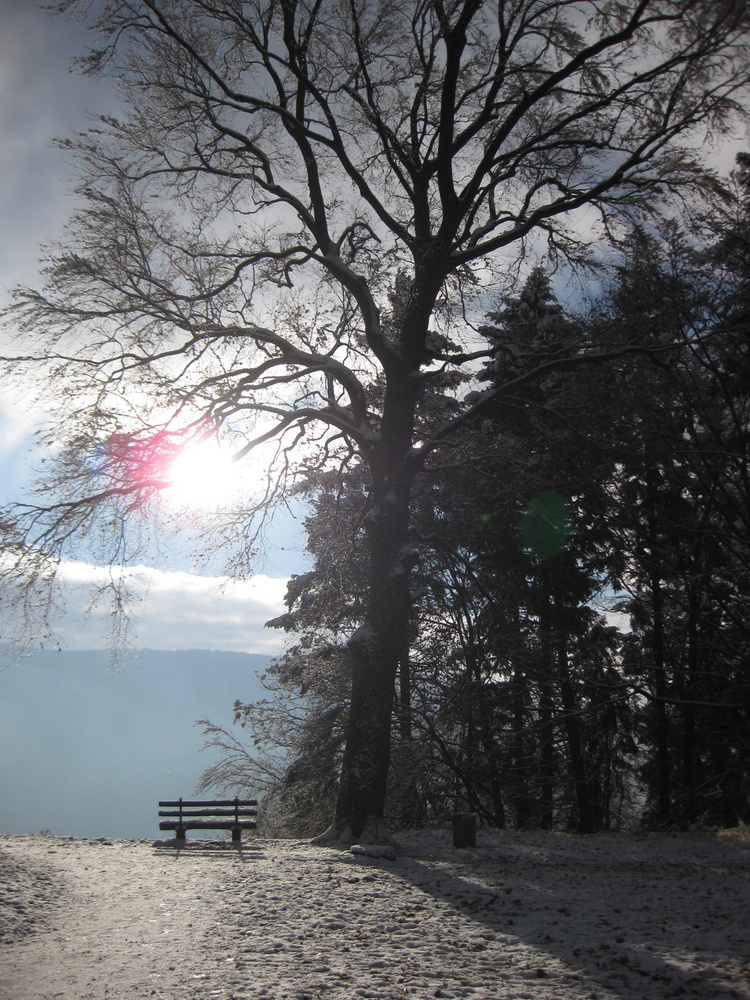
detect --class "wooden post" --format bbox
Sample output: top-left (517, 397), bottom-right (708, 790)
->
top-left (232, 796), bottom-right (241, 842)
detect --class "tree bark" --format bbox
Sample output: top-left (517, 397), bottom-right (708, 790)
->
top-left (470, 654), bottom-right (505, 828)
top-left (538, 594), bottom-right (555, 830)
top-left (556, 634), bottom-right (594, 833)
top-left (398, 647), bottom-right (412, 742)
top-left (646, 468), bottom-right (671, 826)
top-left (681, 581), bottom-right (699, 822)
top-left (551, 575), bottom-right (594, 833)
top-left (326, 369), bottom-right (419, 841)
top-left (511, 661), bottom-right (531, 829)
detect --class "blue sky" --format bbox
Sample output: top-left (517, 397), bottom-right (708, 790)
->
top-left (0, 0), bottom-right (309, 656)
top-left (0, 2), bottom-right (309, 836)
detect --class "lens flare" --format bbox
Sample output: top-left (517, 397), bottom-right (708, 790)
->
top-left (521, 491), bottom-right (571, 560)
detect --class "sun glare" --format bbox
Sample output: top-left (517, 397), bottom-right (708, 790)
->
top-left (166, 439), bottom-right (236, 510)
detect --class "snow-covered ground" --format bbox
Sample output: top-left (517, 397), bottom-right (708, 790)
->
top-left (1, 828), bottom-right (749, 999)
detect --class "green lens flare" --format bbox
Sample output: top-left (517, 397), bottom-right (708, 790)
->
top-left (521, 491), bottom-right (571, 560)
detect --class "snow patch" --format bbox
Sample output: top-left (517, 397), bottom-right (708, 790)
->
top-left (350, 844), bottom-right (396, 861)
top-left (311, 819), bottom-right (398, 852)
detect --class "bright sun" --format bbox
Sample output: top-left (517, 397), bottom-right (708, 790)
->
top-left (166, 439), bottom-right (237, 510)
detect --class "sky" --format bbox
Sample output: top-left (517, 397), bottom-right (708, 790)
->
top-left (1, 2), bottom-right (746, 838)
top-left (1, 1), bottom-right (745, 659)
top-left (0, 648), bottom-right (271, 838)
top-left (0, 0), bottom-right (309, 655)
top-left (0, 1), bottom-right (308, 836)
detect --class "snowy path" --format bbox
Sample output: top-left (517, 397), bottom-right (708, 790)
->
top-left (1, 829), bottom-right (749, 999)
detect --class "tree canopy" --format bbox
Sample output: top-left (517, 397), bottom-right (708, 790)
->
top-left (2, 0), bottom-right (750, 841)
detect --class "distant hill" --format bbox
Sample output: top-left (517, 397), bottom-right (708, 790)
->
top-left (0, 648), bottom-right (271, 839)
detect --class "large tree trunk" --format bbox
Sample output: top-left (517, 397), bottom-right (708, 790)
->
top-left (330, 484), bottom-right (414, 840)
top-left (332, 633), bottom-right (401, 840)
top-left (323, 367), bottom-right (419, 842)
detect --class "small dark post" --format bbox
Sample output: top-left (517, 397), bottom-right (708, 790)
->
top-left (452, 812), bottom-right (476, 848)
top-left (232, 796), bottom-right (241, 842)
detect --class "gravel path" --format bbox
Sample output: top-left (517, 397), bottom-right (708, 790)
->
top-left (1, 830), bottom-right (749, 999)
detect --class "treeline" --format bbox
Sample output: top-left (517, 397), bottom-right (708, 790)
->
top-left (199, 159), bottom-right (750, 835)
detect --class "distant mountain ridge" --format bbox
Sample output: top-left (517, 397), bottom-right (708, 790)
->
top-left (0, 646), bottom-right (272, 665)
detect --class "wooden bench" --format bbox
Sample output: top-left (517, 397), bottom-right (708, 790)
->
top-left (158, 797), bottom-right (258, 842)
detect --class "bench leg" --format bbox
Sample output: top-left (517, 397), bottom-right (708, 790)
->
top-left (231, 826), bottom-right (242, 843)
top-left (175, 828), bottom-right (186, 842)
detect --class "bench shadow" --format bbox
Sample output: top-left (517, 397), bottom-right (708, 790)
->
top-left (381, 835), bottom-right (750, 1000)
top-left (152, 837), bottom-right (264, 861)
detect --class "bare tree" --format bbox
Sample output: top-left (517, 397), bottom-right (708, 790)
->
top-left (1, 0), bottom-right (748, 841)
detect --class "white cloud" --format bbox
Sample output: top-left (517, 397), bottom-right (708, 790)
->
top-left (53, 560), bottom-right (291, 654)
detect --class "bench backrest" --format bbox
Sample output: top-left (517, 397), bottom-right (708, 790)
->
top-left (159, 797), bottom-right (258, 821)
